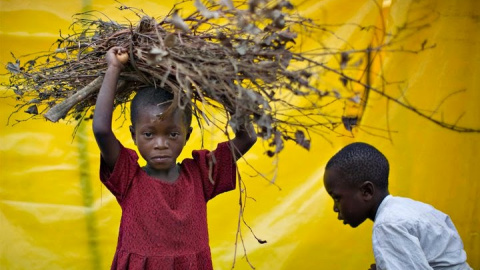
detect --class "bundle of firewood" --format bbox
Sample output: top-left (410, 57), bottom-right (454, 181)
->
top-left (6, 0), bottom-right (363, 155)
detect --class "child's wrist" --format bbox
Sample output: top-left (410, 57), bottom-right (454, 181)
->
top-left (106, 64), bottom-right (123, 73)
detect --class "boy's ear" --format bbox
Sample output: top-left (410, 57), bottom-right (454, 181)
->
top-left (360, 181), bottom-right (374, 201)
top-left (129, 125), bottom-right (137, 145)
top-left (185, 127), bottom-right (193, 143)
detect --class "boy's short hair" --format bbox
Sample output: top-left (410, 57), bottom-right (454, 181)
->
top-left (326, 142), bottom-right (389, 190)
top-left (130, 86), bottom-right (192, 128)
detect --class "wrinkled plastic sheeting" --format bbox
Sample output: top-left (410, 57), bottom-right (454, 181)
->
top-left (1, 0), bottom-right (479, 269)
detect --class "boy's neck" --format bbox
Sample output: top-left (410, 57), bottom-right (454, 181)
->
top-left (369, 190), bottom-right (390, 222)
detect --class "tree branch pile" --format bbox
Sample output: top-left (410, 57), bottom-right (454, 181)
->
top-left (7, 0), bottom-right (339, 154)
top-left (5, 0), bottom-right (478, 157)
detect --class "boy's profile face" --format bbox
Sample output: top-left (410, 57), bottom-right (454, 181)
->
top-left (323, 168), bottom-right (370, 228)
top-left (130, 103), bottom-right (190, 174)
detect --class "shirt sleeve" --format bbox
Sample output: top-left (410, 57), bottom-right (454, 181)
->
top-left (99, 141), bottom-right (139, 202)
top-left (191, 141), bottom-right (237, 201)
top-left (373, 222), bottom-right (433, 270)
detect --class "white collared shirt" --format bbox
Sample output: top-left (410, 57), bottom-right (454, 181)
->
top-left (372, 195), bottom-right (472, 270)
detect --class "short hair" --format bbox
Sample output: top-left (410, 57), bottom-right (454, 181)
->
top-left (326, 142), bottom-right (389, 190)
top-left (130, 86), bottom-right (192, 128)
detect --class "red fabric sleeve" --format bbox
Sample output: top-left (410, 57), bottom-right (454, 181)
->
top-left (100, 142), bottom-right (140, 202)
top-left (191, 141), bottom-right (237, 201)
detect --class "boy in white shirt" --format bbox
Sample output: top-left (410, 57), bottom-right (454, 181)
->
top-left (323, 142), bottom-right (472, 270)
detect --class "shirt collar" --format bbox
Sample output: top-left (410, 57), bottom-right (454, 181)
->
top-left (374, 194), bottom-right (392, 221)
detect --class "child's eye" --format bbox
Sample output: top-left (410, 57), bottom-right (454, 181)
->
top-left (143, 132), bottom-right (153, 138)
top-left (170, 132), bottom-right (180, 138)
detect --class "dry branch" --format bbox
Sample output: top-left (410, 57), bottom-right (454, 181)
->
top-left (45, 76), bottom-right (101, 122)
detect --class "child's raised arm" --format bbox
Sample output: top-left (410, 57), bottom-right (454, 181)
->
top-left (231, 121), bottom-right (257, 161)
top-left (92, 46), bottom-right (128, 171)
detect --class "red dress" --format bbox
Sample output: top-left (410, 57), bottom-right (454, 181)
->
top-left (100, 141), bottom-right (236, 270)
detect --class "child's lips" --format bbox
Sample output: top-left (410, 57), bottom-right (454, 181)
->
top-left (151, 155), bottom-right (171, 162)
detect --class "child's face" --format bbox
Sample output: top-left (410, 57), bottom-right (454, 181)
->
top-left (323, 168), bottom-right (370, 228)
top-left (130, 104), bottom-right (190, 173)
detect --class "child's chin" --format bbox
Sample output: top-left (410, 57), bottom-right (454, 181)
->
top-left (349, 222), bottom-right (362, 228)
top-left (147, 163), bottom-right (176, 173)
top-left (153, 165), bottom-right (175, 171)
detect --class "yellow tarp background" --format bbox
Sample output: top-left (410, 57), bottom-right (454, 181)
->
top-left (1, 0), bottom-right (479, 269)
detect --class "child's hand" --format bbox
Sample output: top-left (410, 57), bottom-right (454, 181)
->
top-left (106, 46), bottom-right (129, 69)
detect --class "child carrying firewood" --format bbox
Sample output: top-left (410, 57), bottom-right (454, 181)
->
top-left (92, 46), bottom-right (257, 270)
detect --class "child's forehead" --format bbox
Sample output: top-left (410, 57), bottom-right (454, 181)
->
top-left (135, 105), bottom-right (185, 124)
top-left (134, 104), bottom-right (164, 118)
top-left (325, 168), bottom-right (355, 188)
top-left (325, 167), bottom-right (343, 180)
top-left (144, 103), bottom-right (169, 112)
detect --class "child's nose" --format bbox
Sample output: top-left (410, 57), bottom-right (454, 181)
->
top-left (154, 136), bottom-right (169, 149)
top-left (333, 203), bottom-right (339, 213)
